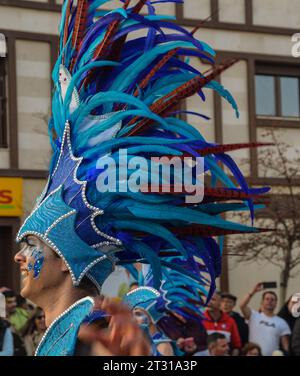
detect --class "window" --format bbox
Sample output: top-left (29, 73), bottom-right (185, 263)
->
top-left (255, 64), bottom-right (300, 119)
top-left (255, 75), bottom-right (276, 116)
top-left (280, 77), bottom-right (300, 117)
top-left (0, 59), bottom-right (7, 148)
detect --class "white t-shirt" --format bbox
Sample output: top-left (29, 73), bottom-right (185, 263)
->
top-left (248, 309), bottom-right (291, 356)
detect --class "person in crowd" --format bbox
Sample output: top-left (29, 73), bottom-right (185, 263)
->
top-left (221, 292), bottom-right (249, 346)
top-left (278, 295), bottom-right (297, 332)
top-left (203, 291), bottom-right (241, 355)
top-left (278, 295), bottom-right (298, 353)
top-left (291, 317), bottom-right (300, 356)
top-left (0, 293), bottom-right (13, 356)
top-left (241, 342), bottom-right (262, 356)
top-left (239, 283), bottom-right (291, 356)
top-left (290, 293), bottom-right (300, 356)
top-left (16, 295), bottom-right (34, 314)
top-left (133, 307), bottom-right (174, 356)
top-left (176, 337), bottom-right (198, 356)
top-left (22, 307), bottom-right (46, 356)
top-left (2, 290), bottom-right (28, 356)
top-left (207, 333), bottom-right (229, 356)
top-left (3, 290), bottom-right (30, 335)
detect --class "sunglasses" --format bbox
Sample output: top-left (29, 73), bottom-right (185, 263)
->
top-left (36, 315), bottom-right (45, 320)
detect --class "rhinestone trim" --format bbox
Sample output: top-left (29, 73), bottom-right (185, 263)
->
top-left (86, 273), bottom-right (102, 294)
top-left (91, 241), bottom-right (116, 249)
top-left (126, 286), bottom-right (160, 298)
top-left (17, 121), bottom-right (123, 289)
top-left (59, 121), bottom-right (121, 245)
top-left (45, 210), bottom-right (77, 237)
top-left (17, 229), bottom-right (116, 287)
top-left (35, 296), bottom-right (95, 356)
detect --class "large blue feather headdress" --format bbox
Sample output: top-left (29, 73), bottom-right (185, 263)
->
top-left (17, 0), bottom-right (269, 293)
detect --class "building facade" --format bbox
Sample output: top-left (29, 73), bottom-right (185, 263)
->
top-left (0, 0), bottom-right (299, 306)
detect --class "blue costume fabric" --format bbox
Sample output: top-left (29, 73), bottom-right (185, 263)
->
top-left (123, 258), bottom-right (209, 353)
top-left (35, 297), bottom-right (94, 356)
top-left (16, 0), bottom-right (269, 356)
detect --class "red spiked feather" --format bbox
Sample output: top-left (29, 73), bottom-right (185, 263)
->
top-left (135, 48), bottom-right (180, 95)
top-left (139, 184), bottom-right (268, 202)
top-left (160, 142), bottom-right (275, 159)
top-left (170, 225), bottom-right (271, 237)
top-left (126, 59), bottom-right (238, 136)
top-left (70, 0), bottom-right (88, 72)
top-left (203, 187), bottom-right (267, 201)
top-left (114, 48), bottom-right (180, 111)
top-left (83, 0), bottom-right (134, 88)
top-left (197, 142), bottom-right (274, 156)
top-left (132, 0), bottom-right (148, 13)
top-left (132, 226), bottom-right (271, 238)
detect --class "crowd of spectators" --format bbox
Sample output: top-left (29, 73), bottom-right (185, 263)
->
top-left (199, 284), bottom-right (300, 356)
top-left (0, 288), bottom-right (46, 356)
top-left (0, 283), bottom-right (299, 356)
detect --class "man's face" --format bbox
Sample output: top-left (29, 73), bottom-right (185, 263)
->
top-left (207, 293), bottom-right (221, 311)
top-left (5, 297), bottom-right (17, 315)
top-left (221, 298), bottom-right (235, 314)
top-left (14, 235), bottom-right (66, 302)
top-left (262, 293), bottom-right (277, 312)
top-left (210, 338), bottom-right (229, 356)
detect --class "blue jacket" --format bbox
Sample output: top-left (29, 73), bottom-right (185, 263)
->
top-left (0, 321), bottom-right (13, 356)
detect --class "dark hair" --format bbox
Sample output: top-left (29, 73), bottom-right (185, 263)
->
top-left (22, 307), bottom-right (45, 337)
top-left (221, 292), bottom-right (237, 303)
top-left (262, 291), bottom-right (278, 301)
top-left (78, 276), bottom-right (98, 296)
top-left (129, 282), bottom-right (138, 288)
top-left (16, 295), bottom-right (27, 307)
top-left (207, 332), bottom-right (226, 346)
top-left (241, 342), bottom-right (262, 356)
top-left (2, 290), bottom-right (15, 299)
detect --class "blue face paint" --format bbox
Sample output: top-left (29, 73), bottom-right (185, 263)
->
top-left (134, 311), bottom-right (150, 329)
top-left (28, 247), bottom-right (45, 279)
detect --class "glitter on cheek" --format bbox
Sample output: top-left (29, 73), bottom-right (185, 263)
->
top-left (27, 247), bottom-right (45, 279)
top-left (33, 255), bottom-right (45, 279)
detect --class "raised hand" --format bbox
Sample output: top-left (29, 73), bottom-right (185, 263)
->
top-left (252, 282), bottom-right (264, 294)
top-left (79, 297), bottom-right (151, 356)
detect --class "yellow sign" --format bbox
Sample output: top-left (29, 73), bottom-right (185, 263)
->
top-left (0, 178), bottom-right (23, 217)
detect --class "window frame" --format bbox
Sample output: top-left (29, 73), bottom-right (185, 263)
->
top-left (0, 29), bottom-right (58, 173)
top-left (255, 63), bottom-right (300, 129)
top-left (0, 57), bottom-right (7, 148)
top-left (0, 0), bottom-right (61, 12)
